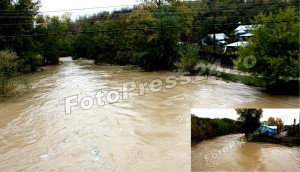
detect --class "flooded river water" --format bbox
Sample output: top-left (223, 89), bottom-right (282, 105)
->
top-left (192, 134), bottom-right (300, 171)
top-left (0, 57), bottom-right (299, 171)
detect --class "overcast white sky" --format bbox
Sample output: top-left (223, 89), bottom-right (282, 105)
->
top-left (39, 0), bottom-right (140, 20)
top-left (191, 109), bottom-right (300, 125)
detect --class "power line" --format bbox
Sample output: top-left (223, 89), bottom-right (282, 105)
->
top-left (41, 5), bottom-right (136, 14)
top-left (0, 15), bottom-right (261, 26)
top-left (0, 1), bottom-right (297, 16)
top-left (0, 12), bottom-right (298, 26)
top-left (0, 3), bottom-right (297, 16)
top-left (0, 5), bottom-right (297, 22)
top-left (0, 4), bottom-right (137, 13)
top-left (0, 2), bottom-right (298, 27)
top-left (0, 0), bottom-right (296, 13)
top-left (1, 19), bottom-right (299, 38)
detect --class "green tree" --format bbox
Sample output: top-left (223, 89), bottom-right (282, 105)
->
top-left (236, 108), bottom-right (263, 135)
top-left (0, 0), bottom-right (42, 72)
top-left (174, 44), bottom-right (199, 75)
top-left (35, 14), bottom-right (73, 64)
top-left (236, 7), bottom-right (299, 86)
top-left (128, 1), bottom-right (195, 70)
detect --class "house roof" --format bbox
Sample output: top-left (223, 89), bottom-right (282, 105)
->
top-left (265, 125), bottom-right (277, 130)
top-left (208, 33), bottom-right (229, 40)
top-left (240, 33), bottom-right (254, 37)
top-left (224, 41), bottom-right (248, 47)
top-left (256, 125), bottom-right (277, 136)
top-left (258, 125), bottom-right (278, 130)
top-left (234, 25), bottom-right (253, 31)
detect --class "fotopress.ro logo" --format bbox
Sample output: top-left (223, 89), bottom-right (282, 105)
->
top-left (204, 140), bottom-right (244, 162)
top-left (233, 55), bottom-right (257, 70)
top-left (64, 55), bottom-right (257, 115)
top-left (64, 73), bottom-right (206, 115)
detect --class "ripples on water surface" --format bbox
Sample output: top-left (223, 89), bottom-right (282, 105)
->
top-left (0, 57), bottom-right (299, 171)
top-left (192, 134), bottom-right (300, 171)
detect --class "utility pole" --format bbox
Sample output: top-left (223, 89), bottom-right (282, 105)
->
top-left (213, 10), bottom-right (216, 52)
top-left (157, 0), bottom-right (161, 9)
top-left (210, 0), bottom-right (216, 52)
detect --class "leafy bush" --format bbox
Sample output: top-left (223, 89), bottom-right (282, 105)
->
top-left (0, 50), bottom-right (19, 77)
top-left (0, 50), bottom-right (20, 97)
top-left (19, 52), bottom-right (43, 72)
top-left (175, 44), bottom-right (199, 75)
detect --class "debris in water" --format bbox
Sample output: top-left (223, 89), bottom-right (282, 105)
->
top-left (40, 154), bottom-right (49, 160)
top-left (90, 146), bottom-right (100, 162)
top-left (90, 147), bottom-right (100, 156)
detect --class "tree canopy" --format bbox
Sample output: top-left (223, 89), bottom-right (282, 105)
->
top-left (268, 117), bottom-right (284, 134)
top-left (236, 108), bottom-right (263, 135)
top-left (191, 115), bottom-right (241, 143)
top-left (236, 7), bottom-right (299, 86)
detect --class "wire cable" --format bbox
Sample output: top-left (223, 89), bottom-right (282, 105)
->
top-left (1, 19), bottom-right (299, 38)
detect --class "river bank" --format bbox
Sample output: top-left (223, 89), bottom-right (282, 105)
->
top-left (249, 136), bottom-right (300, 146)
top-left (195, 65), bottom-right (300, 95)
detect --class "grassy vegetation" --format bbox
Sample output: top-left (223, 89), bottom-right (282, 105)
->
top-left (215, 71), bottom-right (267, 87)
top-left (0, 50), bottom-right (29, 98)
top-left (201, 68), bottom-right (299, 95)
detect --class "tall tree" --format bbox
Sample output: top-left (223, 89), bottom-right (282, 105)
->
top-left (0, 0), bottom-right (42, 72)
top-left (236, 108), bottom-right (263, 135)
top-left (35, 14), bottom-right (73, 64)
top-left (236, 7), bottom-right (299, 86)
top-left (268, 117), bottom-right (284, 134)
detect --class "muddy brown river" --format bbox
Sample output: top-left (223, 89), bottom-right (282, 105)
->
top-left (0, 57), bottom-right (299, 171)
top-left (192, 134), bottom-right (300, 171)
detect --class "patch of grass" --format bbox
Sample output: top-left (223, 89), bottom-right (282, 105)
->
top-left (202, 69), bottom-right (268, 87)
top-left (201, 69), bottom-right (299, 95)
top-left (0, 77), bottom-right (18, 97)
top-left (0, 50), bottom-right (30, 99)
top-left (0, 76), bottom-right (29, 100)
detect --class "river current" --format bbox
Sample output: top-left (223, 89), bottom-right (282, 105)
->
top-left (0, 57), bottom-right (299, 171)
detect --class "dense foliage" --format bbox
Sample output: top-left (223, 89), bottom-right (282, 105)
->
top-left (236, 108), bottom-right (263, 135)
top-left (0, 50), bottom-right (23, 97)
top-left (237, 7), bottom-right (299, 87)
top-left (191, 115), bottom-right (241, 143)
top-left (0, 0), bottom-right (41, 72)
top-left (70, 0), bottom-right (299, 71)
top-left (174, 44), bottom-right (199, 74)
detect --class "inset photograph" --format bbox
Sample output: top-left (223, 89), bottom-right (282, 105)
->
top-left (191, 108), bottom-right (300, 171)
